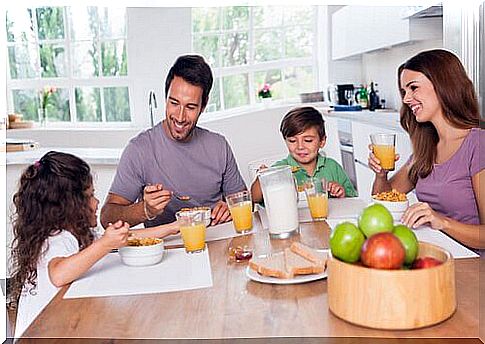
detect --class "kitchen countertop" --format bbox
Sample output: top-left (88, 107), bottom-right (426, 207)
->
top-left (5, 147), bottom-right (123, 166)
top-left (320, 108), bottom-right (402, 131)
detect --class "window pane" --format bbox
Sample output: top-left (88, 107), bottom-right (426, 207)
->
top-left (283, 6), bottom-right (313, 25)
top-left (253, 6), bottom-right (283, 28)
top-left (223, 74), bottom-right (248, 109)
top-left (221, 32), bottom-right (248, 67)
top-left (42, 88), bottom-right (70, 122)
top-left (222, 7), bottom-right (249, 30)
top-left (6, 8), bottom-right (36, 43)
top-left (40, 43), bottom-right (66, 77)
top-left (99, 7), bottom-right (126, 38)
top-left (69, 6), bottom-right (99, 40)
top-left (8, 44), bottom-right (38, 79)
top-left (72, 41), bottom-right (99, 77)
top-left (75, 87), bottom-right (102, 122)
top-left (193, 35), bottom-right (219, 68)
top-left (254, 30), bottom-right (283, 63)
top-left (36, 7), bottom-right (65, 40)
top-left (104, 87), bottom-right (130, 122)
top-left (192, 8), bottom-right (220, 33)
top-left (101, 40), bottom-right (127, 76)
top-left (205, 78), bottom-right (221, 113)
top-left (254, 69), bottom-right (283, 101)
top-left (12, 89), bottom-right (39, 121)
top-left (285, 26), bottom-right (312, 58)
top-left (283, 66), bottom-right (314, 98)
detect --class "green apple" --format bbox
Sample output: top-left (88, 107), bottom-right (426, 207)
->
top-left (358, 203), bottom-right (394, 238)
top-left (329, 222), bottom-right (365, 263)
top-left (393, 224), bottom-right (419, 265)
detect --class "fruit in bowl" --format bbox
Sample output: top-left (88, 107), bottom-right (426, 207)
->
top-left (358, 203), bottom-right (394, 238)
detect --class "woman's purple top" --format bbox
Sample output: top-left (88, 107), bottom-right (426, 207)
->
top-left (415, 128), bottom-right (484, 225)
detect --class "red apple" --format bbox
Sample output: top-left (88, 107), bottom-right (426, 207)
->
top-left (411, 257), bottom-right (443, 269)
top-left (361, 232), bottom-right (405, 269)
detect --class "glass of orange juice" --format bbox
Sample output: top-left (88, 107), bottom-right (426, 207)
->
top-left (370, 133), bottom-right (397, 171)
top-left (226, 190), bottom-right (253, 234)
top-left (176, 210), bottom-right (207, 253)
top-left (303, 177), bottom-right (328, 221)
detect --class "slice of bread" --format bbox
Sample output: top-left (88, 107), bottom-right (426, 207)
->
top-left (284, 248), bottom-right (324, 276)
top-left (249, 252), bottom-right (292, 279)
top-left (290, 242), bottom-right (327, 269)
top-left (249, 243), bottom-right (327, 279)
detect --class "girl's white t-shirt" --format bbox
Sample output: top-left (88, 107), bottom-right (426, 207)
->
top-left (15, 230), bottom-right (79, 338)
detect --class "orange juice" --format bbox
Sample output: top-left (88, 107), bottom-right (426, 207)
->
top-left (307, 194), bottom-right (328, 220)
top-left (373, 144), bottom-right (395, 171)
top-left (180, 223), bottom-right (206, 253)
top-left (229, 201), bottom-right (253, 233)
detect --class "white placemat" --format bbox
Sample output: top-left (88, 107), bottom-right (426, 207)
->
top-left (64, 248), bottom-right (213, 299)
top-left (298, 198), bottom-right (367, 222)
top-left (162, 214), bottom-right (262, 246)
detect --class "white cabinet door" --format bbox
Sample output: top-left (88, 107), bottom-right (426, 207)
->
top-left (355, 159), bottom-right (375, 203)
top-left (322, 116), bottom-right (342, 165)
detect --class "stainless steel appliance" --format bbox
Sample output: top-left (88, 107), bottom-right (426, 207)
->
top-left (337, 119), bottom-right (358, 192)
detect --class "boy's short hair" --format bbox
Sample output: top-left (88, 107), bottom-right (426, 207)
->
top-left (280, 106), bottom-right (326, 140)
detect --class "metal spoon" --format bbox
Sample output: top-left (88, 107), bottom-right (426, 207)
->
top-left (173, 193), bottom-right (191, 201)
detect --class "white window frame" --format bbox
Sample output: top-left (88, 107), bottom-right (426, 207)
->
top-left (191, 6), bottom-right (319, 118)
top-left (6, 6), bottom-right (134, 128)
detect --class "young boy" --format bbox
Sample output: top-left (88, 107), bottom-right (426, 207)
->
top-left (251, 106), bottom-right (357, 203)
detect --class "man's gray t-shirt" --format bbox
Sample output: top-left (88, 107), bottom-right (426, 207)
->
top-left (110, 123), bottom-right (246, 226)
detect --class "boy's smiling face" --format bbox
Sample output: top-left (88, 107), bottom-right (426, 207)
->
top-left (284, 126), bottom-right (326, 166)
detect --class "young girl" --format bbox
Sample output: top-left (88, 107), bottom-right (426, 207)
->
top-left (9, 151), bottom-right (178, 337)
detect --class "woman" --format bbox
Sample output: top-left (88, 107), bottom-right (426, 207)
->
top-left (368, 49), bottom-right (484, 249)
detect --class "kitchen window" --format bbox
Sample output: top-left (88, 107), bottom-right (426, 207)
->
top-left (6, 6), bottom-right (131, 126)
top-left (192, 6), bottom-right (317, 113)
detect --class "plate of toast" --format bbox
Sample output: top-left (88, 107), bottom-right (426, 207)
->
top-left (247, 242), bottom-right (328, 284)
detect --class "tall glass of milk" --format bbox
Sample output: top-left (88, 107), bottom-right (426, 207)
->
top-left (258, 165), bottom-right (299, 238)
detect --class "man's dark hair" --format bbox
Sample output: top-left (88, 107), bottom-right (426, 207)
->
top-left (165, 55), bottom-right (213, 109)
top-left (280, 106), bottom-right (326, 140)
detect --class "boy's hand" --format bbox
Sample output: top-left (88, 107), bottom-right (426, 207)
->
top-left (211, 200), bottom-right (232, 226)
top-left (100, 220), bottom-right (130, 250)
top-left (328, 181), bottom-right (345, 198)
top-left (144, 183), bottom-right (172, 219)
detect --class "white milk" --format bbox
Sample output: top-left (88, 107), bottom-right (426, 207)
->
top-left (262, 183), bottom-right (299, 235)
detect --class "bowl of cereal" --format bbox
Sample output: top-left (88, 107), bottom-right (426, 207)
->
top-left (119, 237), bottom-right (164, 266)
top-left (372, 189), bottom-right (409, 220)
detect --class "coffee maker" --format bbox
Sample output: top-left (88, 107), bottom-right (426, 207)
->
top-left (337, 84), bottom-right (354, 105)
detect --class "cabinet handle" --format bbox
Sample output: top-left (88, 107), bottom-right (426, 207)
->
top-left (354, 159), bottom-right (369, 168)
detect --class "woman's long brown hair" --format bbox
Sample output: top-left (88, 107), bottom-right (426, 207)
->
top-left (398, 49), bottom-right (480, 184)
top-left (9, 151), bottom-right (95, 307)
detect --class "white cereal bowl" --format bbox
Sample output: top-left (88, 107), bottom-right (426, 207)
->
top-left (372, 199), bottom-right (409, 221)
top-left (118, 240), bottom-right (165, 267)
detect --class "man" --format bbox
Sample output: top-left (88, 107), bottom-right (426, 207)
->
top-left (100, 55), bottom-right (246, 228)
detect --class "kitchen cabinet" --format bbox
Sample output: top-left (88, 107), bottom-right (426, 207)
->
top-left (331, 6), bottom-right (442, 60)
top-left (322, 115), bottom-right (342, 165)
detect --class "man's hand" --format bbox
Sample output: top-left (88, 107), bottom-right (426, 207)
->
top-left (327, 181), bottom-right (345, 198)
top-left (143, 183), bottom-right (172, 219)
top-left (211, 200), bottom-right (232, 226)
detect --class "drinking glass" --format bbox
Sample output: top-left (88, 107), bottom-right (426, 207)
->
top-left (226, 190), bottom-right (253, 234)
top-left (304, 177), bottom-right (329, 221)
top-left (344, 90), bottom-right (353, 106)
top-left (176, 210), bottom-right (207, 253)
top-left (370, 133), bottom-right (397, 171)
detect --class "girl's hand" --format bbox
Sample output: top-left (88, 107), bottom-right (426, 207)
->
top-left (327, 181), bottom-right (345, 198)
top-left (100, 220), bottom-right (130, 250)
top-left (401, 202), bottom-right (447, 230)
top-left (368, 144), bottom-right (400, 177)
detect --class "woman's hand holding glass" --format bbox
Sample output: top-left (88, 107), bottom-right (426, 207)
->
top-left (368, 144), bottom-right (400, 177)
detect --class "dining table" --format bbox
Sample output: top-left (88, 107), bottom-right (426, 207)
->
top-left (18, 213), bottom-right (483, 344)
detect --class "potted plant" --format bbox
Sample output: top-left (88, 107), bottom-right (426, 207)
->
top-left (258, 83), bottom-right (272, 103)
top-left (39, 86), bottom-right (56, 126)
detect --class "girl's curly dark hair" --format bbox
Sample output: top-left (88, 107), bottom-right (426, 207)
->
top-left (9, 151), bottom-right (95, 307)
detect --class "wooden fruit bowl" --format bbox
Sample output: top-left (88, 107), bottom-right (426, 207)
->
top-left (327, 242), bottom-right (456, 330)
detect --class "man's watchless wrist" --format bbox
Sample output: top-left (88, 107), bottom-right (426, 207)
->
top-left (143, 201), bottom-right (156, 221)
